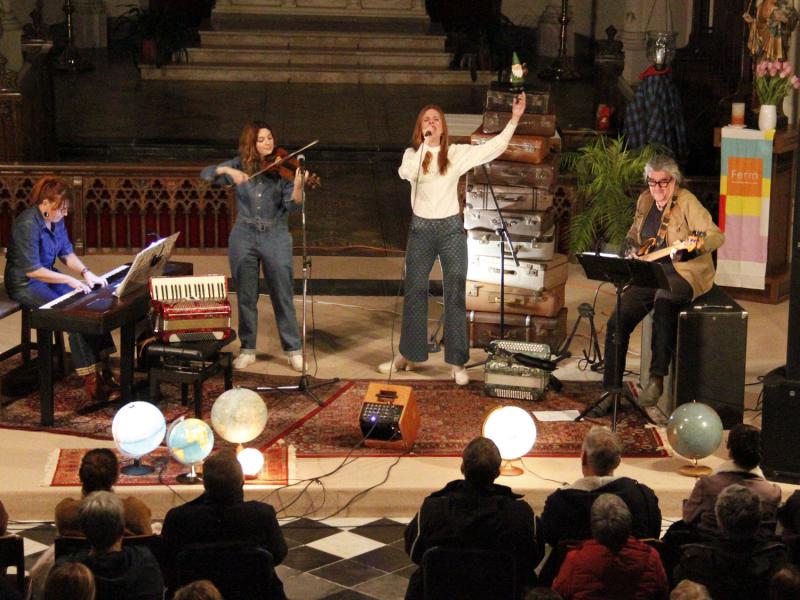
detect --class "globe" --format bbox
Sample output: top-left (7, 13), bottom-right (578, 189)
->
top-left (167, 417), bottom-right (215, 467)
top-left (211, 388), bottom-right (268, 444)
top-left (667, 402), bottom-right (724, 460)
top-left (111, 401), bottom-right (166, 459)
top-left (482, 406), bottom-right (537, 461)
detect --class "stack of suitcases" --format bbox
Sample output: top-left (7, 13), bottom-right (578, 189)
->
top-left (463, 83), bottom-right (568, 352)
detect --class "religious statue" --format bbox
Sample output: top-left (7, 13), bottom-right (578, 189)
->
top-left (744, 0), bottom-right (800, 62)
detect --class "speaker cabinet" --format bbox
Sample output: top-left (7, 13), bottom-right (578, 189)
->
top-left (360, 383), bottom-right (419, 451)
top-left (673, 287), bottom-right (748, 428)
top-left (762, 367), bottom-right (800, 482)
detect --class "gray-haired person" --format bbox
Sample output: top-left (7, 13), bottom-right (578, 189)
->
top-left (598, 154), bottom-right (724, 413)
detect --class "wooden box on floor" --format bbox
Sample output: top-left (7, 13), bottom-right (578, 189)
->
top-left (360, 383), bottom-right (419, 451)
top-left (466, 281), bottom-right (565, 317)
top-left (467, 307), bottom-right (567, 350)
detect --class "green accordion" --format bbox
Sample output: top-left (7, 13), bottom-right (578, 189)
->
top-left (484, 340), bottom-right (550, 401)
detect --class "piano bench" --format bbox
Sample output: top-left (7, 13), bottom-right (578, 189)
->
top-left (0, 289), bottom-right (31, 365)
top-left (146, 336), bottom-right (236, 418)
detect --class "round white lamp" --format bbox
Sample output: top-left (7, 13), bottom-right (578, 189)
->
top-left (111, 401), bottom-right (167, 476)
top-left (482, 406), bottom-right (537, 476)
top-left (166, 416), bottom-right (215, 484)
top-left (211, 388), bottom-right (268, 449)
top-left (237, 447), bottom-right (265, 479)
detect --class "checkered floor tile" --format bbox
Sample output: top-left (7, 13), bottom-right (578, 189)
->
top-left (9, 517), bottom-right (414, 600)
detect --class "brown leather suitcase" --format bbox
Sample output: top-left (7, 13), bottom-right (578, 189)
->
top-left (464, 177), bottom-right (554, 212)
top-left (466, 280), bottom-right (565, 317)
top-left (484, 88), bottom-right (551, 115)
top-left (470, 155), bottom-right (557, 189)
top-left (482, 111), bottom-right (557, 137)
top-left (467, 308), bottom-right (568, 350)
top-left (470, 129), bottom-right (549, 164)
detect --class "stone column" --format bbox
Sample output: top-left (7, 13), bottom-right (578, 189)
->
top-left (73, 0), bottom-right (107, 48)
top-left (619, 0), bottom-right (648, 83)
top-left (0, 0), bottom-right (23, 73)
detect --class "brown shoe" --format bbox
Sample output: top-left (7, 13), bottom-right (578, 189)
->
top-left (83, 372), bottom-right (120, 404)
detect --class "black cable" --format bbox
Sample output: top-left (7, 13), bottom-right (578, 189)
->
top-left (519, 457), bottom-right (570, 487)
top-left (154, 454), bottom-right (192, 504)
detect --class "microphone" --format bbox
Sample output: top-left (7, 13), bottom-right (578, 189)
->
top-left (297, 154), bottom-right (306, 164)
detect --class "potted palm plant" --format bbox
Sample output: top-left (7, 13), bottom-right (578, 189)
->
top-left (561, 136), bottom-right (659, 256)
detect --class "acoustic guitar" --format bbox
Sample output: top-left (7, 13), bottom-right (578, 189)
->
top-left (636, 231), bottom-right (706, 262)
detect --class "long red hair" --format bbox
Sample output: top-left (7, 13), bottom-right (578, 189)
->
top-left (238, 121), bottom-right (273, 175)
top-left (412, 105), bottom-right (450, 176)
top-left (30, 176), bottom-right (69, 210)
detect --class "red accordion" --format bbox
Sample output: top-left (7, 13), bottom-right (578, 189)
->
top-left (149, 275), bottom-right (232, 343)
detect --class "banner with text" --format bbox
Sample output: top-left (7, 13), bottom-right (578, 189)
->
top-left (717, 127), bottom-right (774, 289)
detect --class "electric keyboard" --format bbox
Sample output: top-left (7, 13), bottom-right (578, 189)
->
top-left (39, 264), bottom-right (130, 309)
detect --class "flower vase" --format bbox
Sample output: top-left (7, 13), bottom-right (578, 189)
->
top-left (759, 104), bottom-right (778, 131)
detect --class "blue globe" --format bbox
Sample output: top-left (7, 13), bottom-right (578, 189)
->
top-left (666, 402), bottom-right (724, 460)
top-left (166, 417), bottom-right (214, 466)
top-left (112, 402), bottom-right (166, 459)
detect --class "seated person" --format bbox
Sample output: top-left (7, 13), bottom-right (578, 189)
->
top-left (669, 580), bottom-right (711, 600)
top-left (56, 448), bottom-right (152, 536)
top-left (675, 484), bottom-right (788, 600)
top-left (0, 500), bottom-right (6, 535)
top-left (43, 562), bottom-right (95, 600)
top-left (161, 449), bottom-right (287, 599)
top-left (57, 491), bottom-right (163, 600)
top-left (173, 580), bottom-right (223, 600)
top-left (552, 494), bottom-right (668, 599)
top-left (769, 565), bottom-right (800, 599)
top-left (404, 437), bottom-right (540, 600)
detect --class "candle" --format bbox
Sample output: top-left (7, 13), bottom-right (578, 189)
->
top-left (731, 102), bottom-right (745, 127)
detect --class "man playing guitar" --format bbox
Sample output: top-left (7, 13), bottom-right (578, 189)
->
top-left (596, 155), bottom-right (725, 414)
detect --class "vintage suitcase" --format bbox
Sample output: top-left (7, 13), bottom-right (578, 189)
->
top-left (468, 308), bottom-right (568, 350)
top-left (484, 340), bottom-right (551, 401)
top-left (485, 87), bottom-right (551, 115)
top-left (463, 207), bottom-right (555, 237)
top-left (466, 227), bottom-right (556, 262)
top-left (464, 177), bottom-right (554, 212)
top-left (466, 280), bottom-right (565, 317)
top-left (470, 129), bottom-right (549, 164)
top-left (482, 111), bottom-right (557, 137)
top-left (469, 156), bottom-right (557, 189)
top-left (467, 253), bottom-right (568, 291)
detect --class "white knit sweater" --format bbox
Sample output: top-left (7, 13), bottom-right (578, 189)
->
top-left (398, 121), bottom-right (517, 219)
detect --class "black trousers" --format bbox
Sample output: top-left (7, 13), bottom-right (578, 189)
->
top-left (602, 271), bottom-right (693, 389)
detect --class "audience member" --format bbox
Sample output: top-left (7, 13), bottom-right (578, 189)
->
top-left (404, 437), bottom-right (540, 600)
top-left (524, 588), bottom-right (562, 599)
top-left (162, 449), bottom-right (287, 599)
top-left (173, 580), bottom-right (223, 600)
top-left (56, 491), bottom-right (163, 600)
top-left (56, 449), bottom-right (152, 536)
top-left (43, 562), bottom-right (95, 600)
top-left (675, 484), bottom-right (788, 600)
top-left (539, 426), bottom-right (660, 584)
top-left (0, 500), bottom-right (7, 535)
top-left (552, 494), bottom-right (668, 599)
top-left (683, 424), bottom-right (780, 534)
top-left (669, 580), bottom-right (710, 600)
top-left (769, 565), bottom-right (800, 600)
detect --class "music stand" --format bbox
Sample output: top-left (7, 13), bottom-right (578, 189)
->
top-left (574, 252), bottom-right (670, 431)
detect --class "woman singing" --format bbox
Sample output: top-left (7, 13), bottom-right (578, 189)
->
top-left (4, 176), bottom-right (118, 403)
top-left (378, 94), bottom-right (526, 385)
top-left (202, 122), bottom-right (310, 371)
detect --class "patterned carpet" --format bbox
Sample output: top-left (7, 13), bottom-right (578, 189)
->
top-left (0, 356), bottom-right (665, 459)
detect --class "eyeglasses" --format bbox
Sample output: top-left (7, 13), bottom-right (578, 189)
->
top-left (646, 177), bottom-right (673, 188)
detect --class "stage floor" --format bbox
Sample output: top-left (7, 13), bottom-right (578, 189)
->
top-left (0, 257), bottom-right (795, 525)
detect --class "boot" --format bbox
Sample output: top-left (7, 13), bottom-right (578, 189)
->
top-left (83, 372), bottom-right (109, 404)
top-left (100, 360), bottom-right (121, 394)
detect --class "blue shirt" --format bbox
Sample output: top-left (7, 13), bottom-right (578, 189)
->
top-left (201, 156), bottom-right (297, 223)
top-left (4, 205), bottom-right (74, 290)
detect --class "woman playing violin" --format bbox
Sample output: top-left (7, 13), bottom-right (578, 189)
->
top-left (598, 155), bottom-right (724, 413)
top-left (201, 121), bottom-right (318, 371)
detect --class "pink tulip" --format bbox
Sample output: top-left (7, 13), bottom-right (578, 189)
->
top-left (757, 61), bottom-right (768, 77)
top-left (794, 78), bottom-right (800, 90)
top-left (769, 63), bottom-right (779, 77)
top-left (782, 62), bottom-right (794, 76)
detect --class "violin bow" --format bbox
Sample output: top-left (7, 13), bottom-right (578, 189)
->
top-left (226, 139), bottom-right (320, 188)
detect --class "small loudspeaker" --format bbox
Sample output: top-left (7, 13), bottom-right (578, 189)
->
top-left (360, 383), bottom-right (419, 451)
top-left (761, 367), bottom-right (800, 483)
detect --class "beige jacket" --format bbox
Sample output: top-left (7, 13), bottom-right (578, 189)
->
top-left (628, 186), bottom-right (724, 299)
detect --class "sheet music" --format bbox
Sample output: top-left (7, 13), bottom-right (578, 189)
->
top-left (39, 264), bottom-right (130, 309)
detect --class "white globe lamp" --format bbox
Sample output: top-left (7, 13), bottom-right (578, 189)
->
top-left (237, 447), bottom-right (265, 479)
top-left (111, 401), bottom-right (166, 476)
top-left (211, 388), bottom-right (268, 450)
top-left (482, 406), bottom-right (537, 476)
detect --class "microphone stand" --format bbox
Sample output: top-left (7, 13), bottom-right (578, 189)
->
top-left (251, 158), bottom-right (338, 404)
top-left (465, 162), bottom-right (520, 370)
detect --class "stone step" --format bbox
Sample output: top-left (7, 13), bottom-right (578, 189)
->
top-left (140, 63), bottom-right (492, 85)
top-left (186, 47), bottom-right (451, 68)
top-left (199, 29), bottom-right (446, 51)
top-left (209, 13), bottom-right (431, 34)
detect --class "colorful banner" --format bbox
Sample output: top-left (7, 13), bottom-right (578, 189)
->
top-left (717, 127), bottom-right (774, 289)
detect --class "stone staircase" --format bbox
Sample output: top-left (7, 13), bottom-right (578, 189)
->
top-left (140, 13), bottom-right (492, 84)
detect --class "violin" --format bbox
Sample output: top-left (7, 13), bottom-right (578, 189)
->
top-left (262, 147), bottom-right (321, 189)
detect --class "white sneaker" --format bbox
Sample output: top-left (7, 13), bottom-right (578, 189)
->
top-left (452, 366), bottom-right (469, 386)
top-left (288, 354), bottom-right (306, 372)
top-left (233, 353), bottom-right (257, 370)
top-left (377, 355), bottom-right (415, 374)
